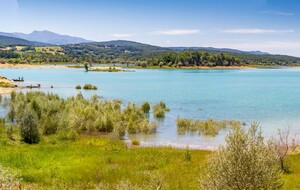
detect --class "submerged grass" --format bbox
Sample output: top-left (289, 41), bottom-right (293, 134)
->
top-left (176, 117), bottom-right (243, 136)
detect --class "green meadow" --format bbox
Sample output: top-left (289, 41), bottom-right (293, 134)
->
top-left (0, 128), bottom-right (299, 189)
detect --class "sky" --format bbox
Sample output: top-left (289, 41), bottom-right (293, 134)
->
top-left (1, 0), bottom-right (300, 56)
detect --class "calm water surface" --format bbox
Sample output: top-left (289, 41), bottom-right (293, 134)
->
top-left (1, 67), bottom-right (300, 148)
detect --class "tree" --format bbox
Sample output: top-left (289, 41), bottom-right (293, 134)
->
top-left (84, 62), bottom-right (89, 72)
top-left (272, 128), bottom-right (297, 173)
top-left (201, 124), bottom-right (282, 190)
top-left (19, 108), bottom-right (40, 144)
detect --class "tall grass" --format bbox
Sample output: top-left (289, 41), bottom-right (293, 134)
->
top-left (176, 117), bottom-right (242, 136)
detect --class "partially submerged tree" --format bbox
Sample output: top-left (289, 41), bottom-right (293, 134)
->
top-left (201, 123), bottom-right (282, 190)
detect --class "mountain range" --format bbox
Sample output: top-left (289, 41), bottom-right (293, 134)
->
top-left (0, 30), bottom-right (91, 45)
top-left (0, 30), bottom-right (272, 56)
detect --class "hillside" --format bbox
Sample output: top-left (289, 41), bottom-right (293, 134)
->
top-left (0, 35), bottom-right (48, 46)
top-left (0, 30), bottom-right (91, 45)
top-left (1, 38), bottom-right (300, 66)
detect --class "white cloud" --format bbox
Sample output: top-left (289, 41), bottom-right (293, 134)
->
top-left (155, 29), bottom-right (200, 35)
top-left (261, 10), bottom-right (294, 16)
top-left (111, 33), bottom-right (134, 38)
top-left (222, 28), bottom-right (295, 34)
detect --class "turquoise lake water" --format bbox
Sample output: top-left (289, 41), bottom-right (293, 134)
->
top-left (1, 67), bottom-right (300, 148)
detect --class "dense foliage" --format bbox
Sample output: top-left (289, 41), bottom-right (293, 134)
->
top-left (1, 40), bottom-right (300, 66)
top-left (7, 91), bottom-right (159, 142)
top-left (201, 124), bottom-right (282, 190)
top-left (146, 51), bottom-right (241, 67)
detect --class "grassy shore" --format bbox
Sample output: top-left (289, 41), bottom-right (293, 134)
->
top-left (0, 126), bottom-right (299, 189)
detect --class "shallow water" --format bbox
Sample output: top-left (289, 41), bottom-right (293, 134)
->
top-left (1, 67), bottom-right (300, 148)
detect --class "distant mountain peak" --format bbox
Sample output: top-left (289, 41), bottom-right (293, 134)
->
top-left (1, 30), bottom-right (92, 45)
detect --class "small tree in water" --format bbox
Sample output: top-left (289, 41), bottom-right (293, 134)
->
top-left (201, 123), bottom-right (282, 190)
top-left (84, 62), bottom-right (89, 72)
top-left (20, 108), bottom-right (40, 144)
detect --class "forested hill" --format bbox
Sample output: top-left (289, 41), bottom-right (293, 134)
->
top-left (0, 35), bottom-right (49, 46)
top-left (0, 39), bottom-right (300, 66)
top-left (64, 40), bottom-right (169, 55)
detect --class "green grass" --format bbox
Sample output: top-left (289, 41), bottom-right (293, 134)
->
top-left (0, 127), bottom-right (299, 189)
top-left (35, 46), bottom-right (64, 55)
top-left (282, 153), bottom-right (300, 189)
top-left (0, 132), bottom-right (210, 189)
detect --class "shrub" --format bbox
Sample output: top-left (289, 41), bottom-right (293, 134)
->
top-left (200, 123), bottom-right (282, 190)
top-left (8, 91), bottom-right (158, 141)
top-left (140, 101), bottom-right (150, 113)
top-left (153, 101), bottom-right (170, 118)
top-left (6, 125), bottom-right (14, 141)
top-left (83, 84), bottom-right (97, 90)
top-left (19, 108), bottom-right (40, 144)
top-left (75, 85), bottom-right (81, 89)
top-left (132, 139), bottom-right (140, 146)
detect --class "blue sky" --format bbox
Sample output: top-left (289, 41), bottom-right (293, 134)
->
top-left (1, 0), bottom-right (300, 56)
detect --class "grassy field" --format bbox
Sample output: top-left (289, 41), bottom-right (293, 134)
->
top-left (0, 126), bottom-right (299, 189)
top-left (35, 46), bottom-right (64, 55)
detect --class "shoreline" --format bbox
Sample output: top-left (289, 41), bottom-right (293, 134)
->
top-left (0, 76), bottom-right (19, 94)
top-left (0, 63), bottom-right (286, 69)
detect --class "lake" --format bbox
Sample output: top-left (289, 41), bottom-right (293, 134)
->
top-left (1, 67), bottom-right (300, 149)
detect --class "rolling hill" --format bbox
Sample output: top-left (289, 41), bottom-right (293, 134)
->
top-left (0, 35), bottom-right (48, 46)
top-left (0, 30), bottom-right (91, 45)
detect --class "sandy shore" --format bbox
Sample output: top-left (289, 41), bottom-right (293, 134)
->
top-left (0, 87), bottom-right (18, 94)
top-left (0, 76), bottom-right (18, 94)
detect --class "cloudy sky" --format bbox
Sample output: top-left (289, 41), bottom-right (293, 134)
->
top-left (1, 0), bottom-right (300, 56)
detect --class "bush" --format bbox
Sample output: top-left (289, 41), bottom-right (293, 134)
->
top-left (132, 139), bottom-right (140, 146)
top-left (9, 91), bottom-right (158, 141)
top-left (153, 101), bottom-right (170, 118)
top-left (140, 101), bottom-right (150, 113)
top-left (6, 126), bottom-right (14, 141)
top-left (200, 123), bottom-right (282, 190)
top-left (83, 84), bottom-right (97, 90)
top-left (19, 108), bottom-right (40, 144)
top-left (75, 85), bottom-right (81, 89)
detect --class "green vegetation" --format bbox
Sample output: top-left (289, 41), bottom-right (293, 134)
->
top-left (83, 84), bottom-right (97, 90)
top-left (0, 121), bottom-right (298, 189)
top-left (176, 117), bottom-right (242, 136)
top-left (146, 51), bottom-right (242, 67)
top-left (75, 85), bottom-right (81, 89)
top-left (0, 91), bottom-right (299, 189)
top-left (0, 82), bottom-right (15, 88)
top-left (90, 68), bottom-right (125, 72)
top-left (140, 101), bottom-right (150, 113)
top-left (201, 124), bottom-right (282, 189)
top-left (153, 101), bottom-right (170, 118)
top-left (8, 91), bottom-right (158, 141)
top-left (131, 139), bottom-right (140, 146)
top-left (1, 40), bottom-right (300, 66)
top-left (19, 108), bottom-right (40, 144)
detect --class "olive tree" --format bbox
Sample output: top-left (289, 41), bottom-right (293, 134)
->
top-left (201, 123), bottom-right (282, 190)
top-left (20, 108), bottom-right (40, 144)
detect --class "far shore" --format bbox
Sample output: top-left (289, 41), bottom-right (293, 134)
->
top-left (0, 63), bottom-right (278, 69)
